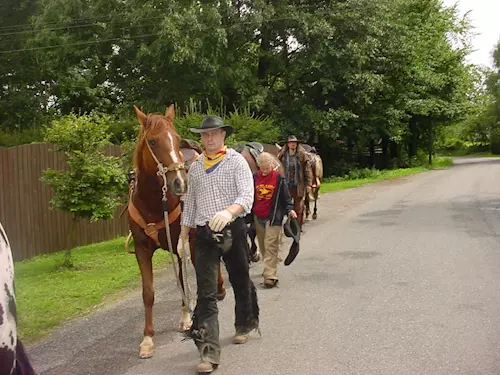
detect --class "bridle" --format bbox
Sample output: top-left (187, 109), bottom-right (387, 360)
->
top-left (143, 133), bottom-right (196, 314)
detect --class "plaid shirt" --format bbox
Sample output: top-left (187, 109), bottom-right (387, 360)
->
top-left (181, 148), bottom-right (254, 228)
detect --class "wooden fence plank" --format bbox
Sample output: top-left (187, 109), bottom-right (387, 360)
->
top-left (0, 143), bottom-right (129, 261)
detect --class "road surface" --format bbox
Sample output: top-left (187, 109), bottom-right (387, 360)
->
top-left (28, 157), bottom-right (500, 375)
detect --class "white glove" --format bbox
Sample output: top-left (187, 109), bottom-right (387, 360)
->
top-left (177, 236), bottom-right (190, 258)
top-left (209, 210), bottom-right (233, 232)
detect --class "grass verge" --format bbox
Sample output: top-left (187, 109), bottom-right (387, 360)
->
top-left (14, 237), bottom-right (171, 344)
top-left (321, 157), bottom-right (453, 193)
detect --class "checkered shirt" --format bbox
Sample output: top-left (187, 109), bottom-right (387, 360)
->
top-left (181, 148), bottom-right (254, 228)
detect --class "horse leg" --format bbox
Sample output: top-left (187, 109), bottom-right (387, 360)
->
top-left (312, 191), bottom-right (318, 220)
top-left (248, 224), bottom-right (260, 263)
top-left (135, 245), bottom-right (155, 359)
top-left (217, 264), bottom-right (226, 301)
top-left (304, 194), bottom-right (311, 221)
top-left (176, 251), bottom-right (193, 332)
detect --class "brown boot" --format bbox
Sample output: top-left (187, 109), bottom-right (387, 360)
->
top-left (195, 361), bottom-right (217, 373)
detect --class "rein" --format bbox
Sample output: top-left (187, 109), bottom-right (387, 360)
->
top-left (145, 140), bottom-right (196, 314)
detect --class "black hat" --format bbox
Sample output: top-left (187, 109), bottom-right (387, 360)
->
top-left (190, 116), bottom-right (233, 137)
top-left (283, 216), bottom-right (301, 266)
top-left (283, 216), bottom-right (300, 242)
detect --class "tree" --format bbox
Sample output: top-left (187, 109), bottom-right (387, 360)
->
top-left (41, 113), bottom-right (127, 267)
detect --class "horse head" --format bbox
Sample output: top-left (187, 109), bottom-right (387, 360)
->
top-left (133, 105), bottom-right (188, 196)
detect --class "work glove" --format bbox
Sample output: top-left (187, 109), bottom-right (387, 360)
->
top-left (177, 235), bottom-right (189, 258)
top-left (209, 210), bottom-right (233, 232)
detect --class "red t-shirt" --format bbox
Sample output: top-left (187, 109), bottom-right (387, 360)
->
top-left (253, 170), bottom-right (279, 219)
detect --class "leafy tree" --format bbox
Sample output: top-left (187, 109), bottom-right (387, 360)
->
top-left (41, 113), bottom-right (127, 267)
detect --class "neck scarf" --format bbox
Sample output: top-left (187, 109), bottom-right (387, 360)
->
top-left (203, 146), bottom-right (227, 173)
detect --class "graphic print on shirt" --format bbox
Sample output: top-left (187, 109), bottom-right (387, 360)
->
top-left (256, 183), bottom-right (276, 201)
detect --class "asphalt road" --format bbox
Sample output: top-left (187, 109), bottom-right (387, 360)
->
top-left (28, 157), bottom-right (500, 375)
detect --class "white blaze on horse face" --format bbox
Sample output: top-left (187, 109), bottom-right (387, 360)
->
top-left (166, 132), bottom-right (186, 190)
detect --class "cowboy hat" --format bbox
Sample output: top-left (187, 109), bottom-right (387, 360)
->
top-left (190, 116), bottom-right (234, 137)
top-left (283, 216), bottom-right (300, 242)
top-left (287, 135), bottom-right (298, 142)
top-left (283, 216), bottom-right (301, 266)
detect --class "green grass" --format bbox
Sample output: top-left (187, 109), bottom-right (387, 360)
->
top-left (14, 237), bottom-right (171, 344)
top-left (321, 157), bottom-right (453, 193)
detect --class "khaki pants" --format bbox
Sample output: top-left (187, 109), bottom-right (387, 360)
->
top-left (254, 217), bottom-right (283, 281)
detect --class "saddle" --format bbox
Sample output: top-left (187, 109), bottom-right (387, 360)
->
top-left (245, 141), bottom-right (264, 161)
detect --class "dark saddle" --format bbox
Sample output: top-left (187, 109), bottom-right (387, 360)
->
top-left (246, 141), bottom-right (264, 161)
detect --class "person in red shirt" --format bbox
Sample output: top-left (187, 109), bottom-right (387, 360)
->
top-left (253, 153), bottom-right (297, 288)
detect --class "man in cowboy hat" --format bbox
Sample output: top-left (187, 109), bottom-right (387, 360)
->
top-left (277, 135), bottom-right (313, 228)
top-left (178, 115), bottom-right (259, 374)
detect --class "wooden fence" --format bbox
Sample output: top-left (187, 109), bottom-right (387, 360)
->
top-left (0, 143), bottom-right (129, 261)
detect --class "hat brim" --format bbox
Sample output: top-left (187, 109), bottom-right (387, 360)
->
top-left (284, 241), bottom-right (300, 266)
top-left (190, 125), bottom-right (233, 137)
top-left (284, 217), bottom-right (301, 243)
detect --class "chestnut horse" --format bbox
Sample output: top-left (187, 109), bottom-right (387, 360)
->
top-left (128, 105), bottom-right (226, 359)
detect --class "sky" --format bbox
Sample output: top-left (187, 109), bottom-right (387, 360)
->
top-left (442, 0), bottom-right (499, 67)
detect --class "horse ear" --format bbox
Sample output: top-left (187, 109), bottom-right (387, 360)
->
top-left (133, 105), bottom-right (147, 127)
top-left (165, 104), bottom-right (175, 121)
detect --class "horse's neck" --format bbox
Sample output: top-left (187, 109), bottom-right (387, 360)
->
top-left (133, 171), bottom-right (179, 220)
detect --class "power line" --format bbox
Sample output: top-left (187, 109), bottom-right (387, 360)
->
top-left (0, 33), bottom-right (161, 53)
top-left (0, 15), bottom-right (306, 54)
top-left (0, 16), bottom-right (168, 37)
top-left (0, 3), bottom-right (321, 32)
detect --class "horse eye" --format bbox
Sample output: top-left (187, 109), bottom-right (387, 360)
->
top-left (148, 139), bottom-right (156, 146)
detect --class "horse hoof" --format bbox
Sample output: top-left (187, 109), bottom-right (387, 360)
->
top-left (312, 213), bottom-right (317, 220)
top-left (178, 320), bottom-right (193, 332)
top-left (217, 287), bottom-right (226, 301)
top-left (139, 336), bottom-right (154, 359)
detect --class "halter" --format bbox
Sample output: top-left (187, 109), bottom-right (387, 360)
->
top-left (144, 136), bottom-right (196, 314)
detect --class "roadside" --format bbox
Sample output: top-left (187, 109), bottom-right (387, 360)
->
top-left (15, 157), bottom-right (453, 344)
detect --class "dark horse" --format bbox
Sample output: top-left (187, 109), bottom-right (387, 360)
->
top-left (127, 105), bottom-right (226, 358)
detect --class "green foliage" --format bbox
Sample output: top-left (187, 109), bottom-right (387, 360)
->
top-left (0, 128), bottom-right (44, 147)
top-left (0, 0), bottom-right (479, 173)
top-left (42, 113), bottom-right (127, 222)
top-left (226, 107), bottom-right (279, 144)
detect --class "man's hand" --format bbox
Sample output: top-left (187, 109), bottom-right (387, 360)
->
top-left (289, 210), bottom-right (298, 219)
top-left (209, 210), bottom-right (233, 232)
top-left (177, 235), bottom-right (189, 258)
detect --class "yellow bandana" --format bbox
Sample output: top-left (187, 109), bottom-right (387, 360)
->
top-left (203, 146), bottom-right (227, 172)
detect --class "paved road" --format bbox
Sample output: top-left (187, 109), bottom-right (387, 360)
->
top-left (28, 157), bottom-right (500, 375)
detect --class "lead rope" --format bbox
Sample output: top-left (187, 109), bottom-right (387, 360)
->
top-left (146, 141), bottom-right (196, 315)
